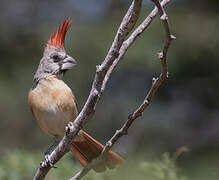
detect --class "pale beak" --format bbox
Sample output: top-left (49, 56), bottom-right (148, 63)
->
top-left (61, 55), bottom-right (77, 70)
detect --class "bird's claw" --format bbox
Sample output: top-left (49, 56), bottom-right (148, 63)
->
top-left (41, 154), bottom-right (57, 168)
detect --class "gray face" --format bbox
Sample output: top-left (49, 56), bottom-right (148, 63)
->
top-left (34, 46), bottom-right (77, 82)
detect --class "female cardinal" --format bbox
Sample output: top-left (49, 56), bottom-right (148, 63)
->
top-left (28, 20), bottom-right (123, 172)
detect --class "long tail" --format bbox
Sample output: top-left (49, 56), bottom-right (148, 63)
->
top-left (70, 130), bottom-right (124, 172)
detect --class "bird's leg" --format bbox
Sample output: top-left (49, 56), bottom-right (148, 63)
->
top-left (42, 139), bottom-right (60, 168)
top-left (45, 139), bottom-right (60, 156)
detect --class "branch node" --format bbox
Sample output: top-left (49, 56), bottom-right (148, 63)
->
top-left (152, 77), bottom-right (158, 84)
top-left (160, 13), bottom-right (168, 20)
top-left (65, 121), bottom-right (74, 134)
top-left (170, 34), bottom-right (176, 40)
top-left (93, 89), bottom-right (99, 96)
top-left (96, 65), bottom-right (102, 73)
top-left (106, 141), bottom-right (112, 147)
top-left (116, 129), bottom-right (122, 135)
top-left (157, 52), bottom-right (164, 59)
top-left (145, 99), bottom-right (149, 105)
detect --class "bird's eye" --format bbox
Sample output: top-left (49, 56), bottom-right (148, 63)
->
top-left (52, 55), bottom-right (59, 62)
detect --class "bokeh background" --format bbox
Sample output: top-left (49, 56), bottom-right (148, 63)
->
top-left (1, 0), bottom-right (219, 179)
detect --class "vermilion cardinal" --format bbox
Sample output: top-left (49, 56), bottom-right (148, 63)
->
top-left (28, 20), bottom-right (123, 172)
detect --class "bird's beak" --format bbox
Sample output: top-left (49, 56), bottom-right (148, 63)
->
top-left (61, 55), bottom-right (77, 70)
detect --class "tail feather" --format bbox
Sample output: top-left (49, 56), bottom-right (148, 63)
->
top-left (70, 130), bottom-right (124, 172)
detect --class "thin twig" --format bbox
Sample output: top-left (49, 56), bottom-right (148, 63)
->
top-left (70, 0), bottom-right (175, 179)
top-left (33, 0), bottom-right (142, 179)
top-left (101, 0), bottom-right (172, 94)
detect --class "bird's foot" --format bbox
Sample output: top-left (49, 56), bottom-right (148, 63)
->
top-left (40, 139), bottom-right (59, 168)
top-left (40, 153), bottom-right (57, 168)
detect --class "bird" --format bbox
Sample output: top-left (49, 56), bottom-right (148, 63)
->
top-left (28, 20), bottom-right (124, 172)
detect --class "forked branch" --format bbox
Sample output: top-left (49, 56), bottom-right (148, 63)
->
top-left (70, 0), bottom-right (175, 179)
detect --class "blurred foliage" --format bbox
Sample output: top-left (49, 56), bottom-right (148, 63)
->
top-left (0, 148), bottom-right (188, 180)
top-left (0, 149), bottom-right (80, 180)
top-left (139, 153), bottom-right (186, 180)
top-left (1, 147), bottom-right (219, 180)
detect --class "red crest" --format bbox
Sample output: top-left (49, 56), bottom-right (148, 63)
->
top-left (47, 20), bottom-right (72, 48)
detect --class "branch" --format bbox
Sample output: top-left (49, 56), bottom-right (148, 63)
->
top-left (101, 0), bottom-right (172, 93)
top-left (70, 0), bottom-right (175, 179)
top-left (33, 0), bottom-right (142, 179)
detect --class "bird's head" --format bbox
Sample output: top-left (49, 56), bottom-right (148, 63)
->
top-left (34, 20), bottom-right (77, 82)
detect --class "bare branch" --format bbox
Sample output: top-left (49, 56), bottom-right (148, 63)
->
top-left (101, 0), bottom-right (172, 93)
top-left (104, 0), bottom-right (175, 153)
top-left (33, 0), bottom-right (142, 179)
top-left (70, 0), bottom-right (175, 179)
